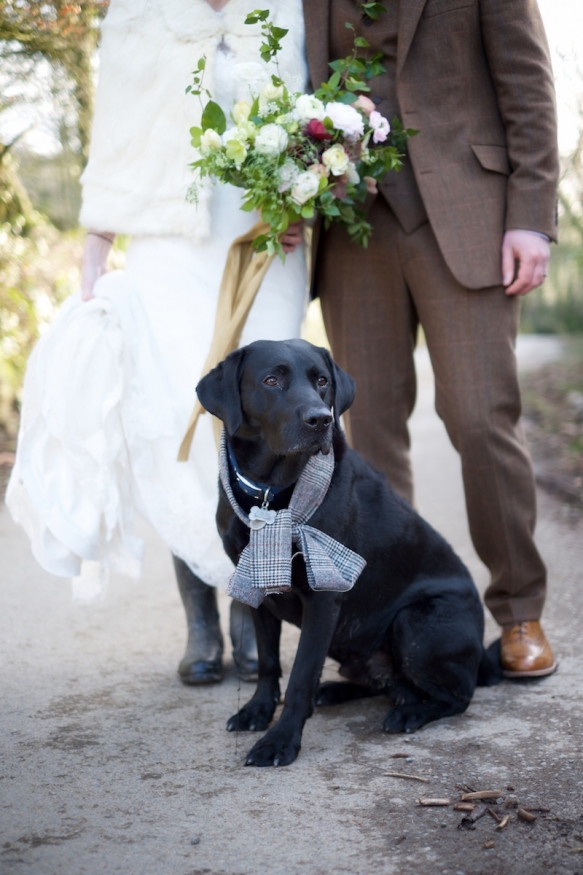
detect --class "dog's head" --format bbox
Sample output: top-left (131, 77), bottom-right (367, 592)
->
top-left (196, 339), bottom-right (355, 456)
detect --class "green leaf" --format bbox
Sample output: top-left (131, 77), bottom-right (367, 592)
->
top-left (354, 37), bottom-right (370, 48)
top-left (300, 205), bottom-right (315, 219)
top-left (201, 100), bottom-right (226, 134)
top-left (328, 71), bottom-right (341, 90)
top-left (189, 127), bottom-right (202, 147)
top-left (197, 58), bottom-right (206, 71)
top-left (328, 59), bottom-right (347, 74)
top-left (245, 9), bottom-right (270, 24)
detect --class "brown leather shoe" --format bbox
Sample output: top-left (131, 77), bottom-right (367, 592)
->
top-left (501, 621), bottom-right (557, 678)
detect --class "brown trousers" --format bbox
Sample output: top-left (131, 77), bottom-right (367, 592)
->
top-left (316, 197), bottom-right (546, 626)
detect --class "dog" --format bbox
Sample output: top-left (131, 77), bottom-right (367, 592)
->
top-left (196, 339), bottom-right (501, 767)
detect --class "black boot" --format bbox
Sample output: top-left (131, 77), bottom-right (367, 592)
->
top-left (174, 556), bottom-right (224, 685)
top-left (229, 599), bottom-right (259, 683)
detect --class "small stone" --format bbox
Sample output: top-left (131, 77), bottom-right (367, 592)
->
top-left (505, 795), bottom-right (519, 809)
top-left (191, 836), bottom-right (201, 846)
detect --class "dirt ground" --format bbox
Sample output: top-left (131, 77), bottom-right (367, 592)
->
top-left (521, 336), bottom-right (583, 509)
top-left (1, 335), bottom-right (582, 875)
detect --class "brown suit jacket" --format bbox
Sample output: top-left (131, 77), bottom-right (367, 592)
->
top-left (302, 0), bottom-right (559, 289)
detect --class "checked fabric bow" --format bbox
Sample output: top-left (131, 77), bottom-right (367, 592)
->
top-left (219, 432), bottom-right (367, 608)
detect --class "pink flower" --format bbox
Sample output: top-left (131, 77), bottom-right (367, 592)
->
top-left (353, 95), bottom-right (376, 117)
top-left (306, 119), bottom-right (333, 141)
top-left (370, 110), bottom-right (390, 143)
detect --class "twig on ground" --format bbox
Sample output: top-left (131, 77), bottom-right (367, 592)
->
top-left (461, 790), bottom-right (504, 802)
top-left (496, 815), bottom-right (510, 831)
top-left (459, 804), bottom-right (488, 829)
top-left (453, 802), bottom-right (476, 812)
top-left (416, 797), bottom-right (451, 807)
top-left (383, 772), bottom-right (429, 783)
top-left (487, 807), bottom-right (502, 823)
top-left (517, 808), bottom-right (537, 823)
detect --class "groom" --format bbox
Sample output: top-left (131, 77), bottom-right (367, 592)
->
top-left (302, 0), bottom-right (559, 677)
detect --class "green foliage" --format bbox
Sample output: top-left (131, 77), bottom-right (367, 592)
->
top-left (355, 3), bottom-right (387, 21)
top-left (0, 1), bottom-right (108, 161)
top-left (521, 125), bottom-right (583, 335)
top-left (244, 10), bottom-right (288, 65)
top-left (201, 101), bottom-right (226, 135)
top-left (520, 240), bottom-right (583, 334)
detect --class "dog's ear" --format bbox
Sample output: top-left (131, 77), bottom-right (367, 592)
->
top-left (320, 348), bottom-right (356, 426)
top-left (196, 348), bottom-right (247, 435)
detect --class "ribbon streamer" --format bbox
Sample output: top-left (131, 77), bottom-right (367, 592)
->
top-left (178, 220), bottom-right (275, 461)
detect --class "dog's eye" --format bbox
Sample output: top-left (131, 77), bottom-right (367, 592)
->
top-left (317, 376), bottom-right (328, 387)
top-left (264, 376), bottom-right (278, 387)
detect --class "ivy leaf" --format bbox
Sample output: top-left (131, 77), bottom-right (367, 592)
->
top-left (201, 100), bottom-right (226, 134)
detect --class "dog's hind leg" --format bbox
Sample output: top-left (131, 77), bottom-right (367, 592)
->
top-left (315, 682), bottom-right (380, 706)
top-left (382, 697), bottom-right (468, 734)
top-left (227, 604), bottom-right (282, 733)
top-left (381, 586), bottom-right (483, 734)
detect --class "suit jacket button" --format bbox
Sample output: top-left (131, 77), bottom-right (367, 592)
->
top-left (373, 96), bottom-right (382, 105)
top-left (362, 15), bottom-right (373, 26)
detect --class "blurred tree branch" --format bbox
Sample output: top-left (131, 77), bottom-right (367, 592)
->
top-left (0, 1), bottom-right (109, 160)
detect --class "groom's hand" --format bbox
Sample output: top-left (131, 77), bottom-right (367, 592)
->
top-left (281, 221), bottom-right (303, 254)
top-left (502, 229), bottom-right (550, 296)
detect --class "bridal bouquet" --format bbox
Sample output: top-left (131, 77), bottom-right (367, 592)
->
top-left (187, 9), bottom-right (415, 258)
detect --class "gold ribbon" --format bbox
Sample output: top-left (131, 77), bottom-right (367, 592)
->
top-left (178, 220), bottom-right (275, 461)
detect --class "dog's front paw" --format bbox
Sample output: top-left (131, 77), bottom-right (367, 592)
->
top-left (226, 698), bottom-right (277, 733)
top-left (244, 725), bottom-right (302, 767)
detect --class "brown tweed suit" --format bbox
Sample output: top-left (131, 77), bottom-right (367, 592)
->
top-left (302, 0), bottom-right (560, 626)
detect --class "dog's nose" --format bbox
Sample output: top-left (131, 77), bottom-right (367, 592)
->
top-left (302, 408), bottom-right (333, 430)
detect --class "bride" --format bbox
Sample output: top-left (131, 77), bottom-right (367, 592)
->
top-left (7, 0), bottom-right (308, 685)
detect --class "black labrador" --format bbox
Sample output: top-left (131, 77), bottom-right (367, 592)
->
top-left (197, 339), bottom-right (500, 767)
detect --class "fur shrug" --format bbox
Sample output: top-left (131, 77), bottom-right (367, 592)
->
top-left (79, 0), bottom-right (307, 240)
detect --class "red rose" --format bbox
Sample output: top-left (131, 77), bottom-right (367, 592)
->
top-left (306, 119), bottom-right (333, 141)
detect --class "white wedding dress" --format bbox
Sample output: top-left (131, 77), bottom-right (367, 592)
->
top-left (7, 39), bottom-right (307, 596)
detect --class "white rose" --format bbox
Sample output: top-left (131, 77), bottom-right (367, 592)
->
top-left (324, 102), bottom-right (365, 140)
top-left (222, 124), bottom-right (251, 145)
top-left (322, 143), bottom-right (350, 177)
top-left (259, 81), bottom-right (285, 107)
top-left (290, 170), bottom-right (320, 205)
top-left (294, 94), bottom-right (326, 124)
top-left (199, 129), bottom-right (222, 154)
top-left (278, 159), bottom-right (300, 193)
top-left (233, 100), bottom-right (252, 124)
top-left (254, 123), bottom-right (289, 156)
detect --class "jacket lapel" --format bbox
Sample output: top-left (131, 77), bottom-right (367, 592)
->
top-left (397, 0), bottom-right (427, 77)
top-left (302, 0), bottom-right (331, 90)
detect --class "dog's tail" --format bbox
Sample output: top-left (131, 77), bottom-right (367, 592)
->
top-left (476, 639), bottom-right (503, 686)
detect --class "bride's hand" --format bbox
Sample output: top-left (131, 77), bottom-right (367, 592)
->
top-left (81, 231), bottom-right (115, 300)
top-left (281, 221), bottom-right (303, 254)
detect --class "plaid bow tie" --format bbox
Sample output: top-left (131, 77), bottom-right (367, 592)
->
top-left (219, 432), bottom-right (367, 608)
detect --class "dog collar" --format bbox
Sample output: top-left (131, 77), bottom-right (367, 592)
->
top-left (226, 443), bottom-right (286, 507)
top-left (219, 431), bottom-right (367, 608)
